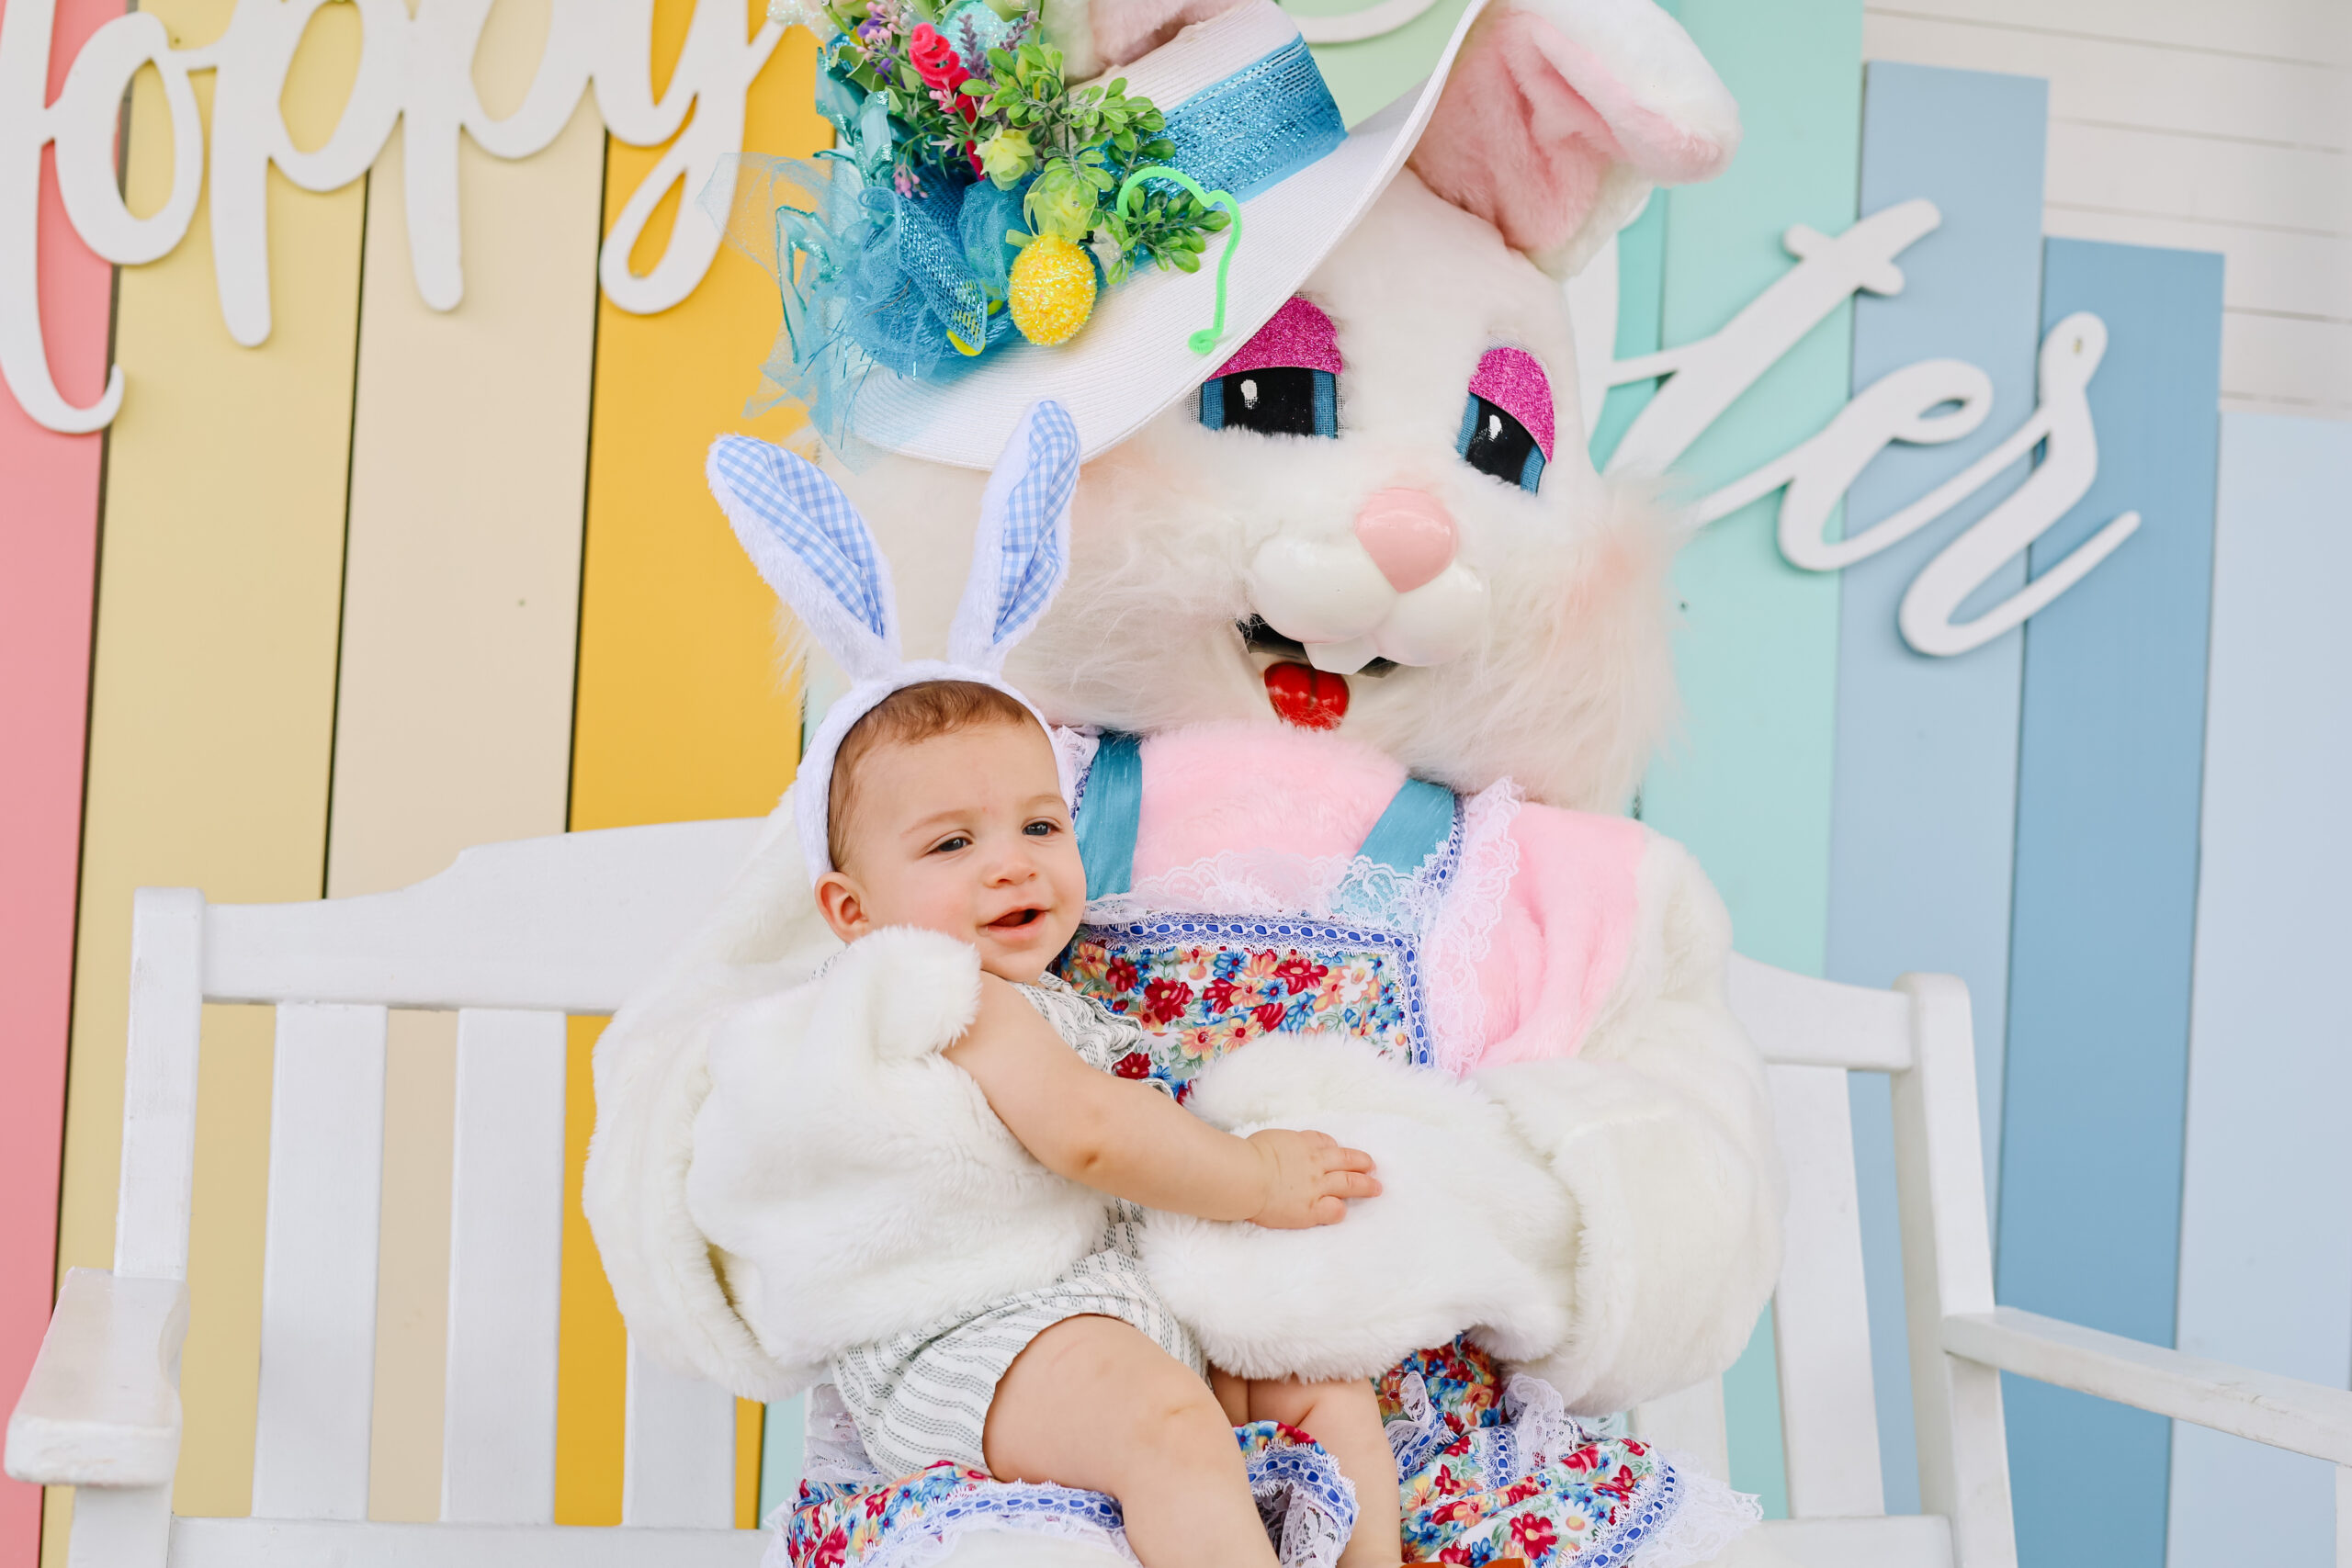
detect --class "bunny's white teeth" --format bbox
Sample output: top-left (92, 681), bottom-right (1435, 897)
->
top-left (1306, 636), bottom-right (1379, 675)
top-left (1366, 562), bottom-right (1487, 667)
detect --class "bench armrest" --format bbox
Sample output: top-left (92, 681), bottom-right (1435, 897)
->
top-left (1944, 1305), bottom-right (2352, 1466)
top-left (6, 1268), bottom-right (189, 1487)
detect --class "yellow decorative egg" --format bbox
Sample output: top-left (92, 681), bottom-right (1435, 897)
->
top-left (1008, 235), bottom-right (1097, 347)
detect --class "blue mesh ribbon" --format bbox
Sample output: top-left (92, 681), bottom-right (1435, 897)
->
top-left (1161, 37), bottom-right (1346, 201)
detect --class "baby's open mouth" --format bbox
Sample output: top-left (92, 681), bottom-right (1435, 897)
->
top-left (988, 907), bottom-right (1046, 931)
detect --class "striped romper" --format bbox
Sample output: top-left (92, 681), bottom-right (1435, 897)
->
top-left (826, 973), bottom-right (1206, 1481)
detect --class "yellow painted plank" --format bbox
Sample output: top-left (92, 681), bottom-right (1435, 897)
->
top-left (323, 0), bottom-right (607, 1520)
top-left (46, 2), bottom-right (369, 1558)
top-left (556, 0), bottom-right (826, 1526)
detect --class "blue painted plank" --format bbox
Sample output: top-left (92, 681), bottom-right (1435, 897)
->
top-left (2165, 412), bottom-right (2352, 1568)
top-left (1830, 61), bottom-right (2049, 1517)
top-left (1998, 238), bottom-right (2223, 1568)
top-left (1640, 0), bottom-right (1863, 1518)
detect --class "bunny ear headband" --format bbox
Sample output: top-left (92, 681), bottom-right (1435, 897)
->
top-left (706, 400), bottom-right (1083, 882)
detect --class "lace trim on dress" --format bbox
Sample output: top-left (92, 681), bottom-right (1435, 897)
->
top-left (1086, 843), bottom-right (1454, 932)
top-left (763, 1486), bottom-right (1140, 1568)
top-left (1486, 1382), bottom-right (1769, 1568)
top-left (1419, 781), bottom-right (1523, 1073)
top-left (775, 1389), bottom-right (1351, 1568)
top-left (1635, 1454), bottom-right (1766, 1568)
top-left (1497, 1376), bottom-right (1761, 1568)
top-left (1052, 726), bottom-right (1102, 817)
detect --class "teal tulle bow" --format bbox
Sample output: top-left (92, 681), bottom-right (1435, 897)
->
top-left (703, 77), bottom-right (1031, 459)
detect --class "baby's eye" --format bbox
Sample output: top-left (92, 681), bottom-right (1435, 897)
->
top-left (1457, 347), bottom-right (1554, 495)
top-left (930, 835), bottom-right (972, 854)
top-left (1023, 819), bottom-right (1059, 838)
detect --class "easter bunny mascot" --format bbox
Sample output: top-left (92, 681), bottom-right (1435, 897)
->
top-left (588, 0), bottom-right (1794, 1562)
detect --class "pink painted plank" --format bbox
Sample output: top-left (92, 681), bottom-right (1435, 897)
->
top-left (0, 4), bottom-right (122, 1563)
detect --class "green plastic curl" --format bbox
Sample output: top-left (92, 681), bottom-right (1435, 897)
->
top-left (1114, 164), bottom-right (1242, 355)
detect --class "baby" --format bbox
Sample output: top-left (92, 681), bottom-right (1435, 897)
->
top-left (810, 677), bottom-right (1406, 1568)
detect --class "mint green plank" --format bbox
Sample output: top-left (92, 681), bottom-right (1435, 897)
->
top-left (759, 1393), bottom-right (806, 1528)
top-left (1640, 0), bottom-right (1864, 1518)
top-left (1589, 195), bottom-right (1669, 470)
top-left (1302, 0), bottom-right (1478, 128)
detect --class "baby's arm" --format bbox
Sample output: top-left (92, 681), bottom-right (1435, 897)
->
top-left (946, 975), bottom-right (1378, 1228)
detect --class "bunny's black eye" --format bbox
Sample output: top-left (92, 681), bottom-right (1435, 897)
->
top-left (1199, 367), bottom-right (1337, 438)
top-left (1457, 396), bottom-right (1544, 492)
top-left (1458, 346), bottom-right (1554, 494)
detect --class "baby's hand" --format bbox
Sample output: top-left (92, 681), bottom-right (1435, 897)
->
top-left (1245, 1129), bottom-right (1381, 1228)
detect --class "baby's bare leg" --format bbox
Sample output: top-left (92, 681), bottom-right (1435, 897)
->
top-left (1242, 1376), bottom-right (1403, 1568)
top-left (984, 1316), bottom-right (1274, 1568)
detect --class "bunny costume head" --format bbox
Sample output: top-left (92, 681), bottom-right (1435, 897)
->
top-left (705, 400), bottom-right (1083, 881)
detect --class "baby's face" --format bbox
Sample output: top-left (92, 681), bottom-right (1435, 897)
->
top-left (817, 719), bottom-right (1085, 983)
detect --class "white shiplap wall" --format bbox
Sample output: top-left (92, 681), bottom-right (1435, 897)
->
top-left (1862, 0), bottom-right (2352, 418)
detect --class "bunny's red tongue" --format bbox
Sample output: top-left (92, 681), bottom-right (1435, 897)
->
top-left (1263, 661), bottom-right (1349, 730)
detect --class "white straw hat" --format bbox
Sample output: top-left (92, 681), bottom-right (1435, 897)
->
top-left (722, 0), bottom-right (1741, 469)
top-left (849, 0), bottom-right (1492, 468)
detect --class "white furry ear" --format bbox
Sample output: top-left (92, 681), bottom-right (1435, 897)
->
top-left (708, 434), bottom-right (903, 682)
top-left (1408, 0), bottom-right (1740, 278)
top-left (947, 400), bottom-right (1080, 674)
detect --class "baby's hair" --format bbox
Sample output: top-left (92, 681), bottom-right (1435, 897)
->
top-left (827, 680), bottom-right (1045, 871)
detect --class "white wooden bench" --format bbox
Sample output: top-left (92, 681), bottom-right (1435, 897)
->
top-left (10, 821), bottom-right (2351, 1567)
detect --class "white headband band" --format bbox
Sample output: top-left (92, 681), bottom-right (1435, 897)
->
top-left (706, 400), bottom-right (1083, 881)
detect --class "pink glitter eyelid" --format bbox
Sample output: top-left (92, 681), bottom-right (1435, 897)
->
top-left (1211, 296), bottom-right (1342, 380)
top-left (1468, 346), bottom-right (1556, 463)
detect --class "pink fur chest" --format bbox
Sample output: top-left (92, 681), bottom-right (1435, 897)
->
top-left (1131, 724), bottom-right (1408, 875)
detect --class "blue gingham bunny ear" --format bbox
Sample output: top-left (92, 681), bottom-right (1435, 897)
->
top-left (947, 400), bottom-right (1080, 673)
top-left (707, 434), bottom-right (901, 683)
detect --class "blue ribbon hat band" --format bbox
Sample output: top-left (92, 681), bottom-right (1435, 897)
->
top-left (1158, 36), bottom-right (1349, 203)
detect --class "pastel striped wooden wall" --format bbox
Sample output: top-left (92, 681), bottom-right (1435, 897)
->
top-left (49, 7), bottom-right (370, 1560)
top-left (557, 5), bottom-right (824, 1526)
top-left (17, 3), bottom-right (820, 1559)
top-left (1861, 0), bottom-right (2352, 420)
top-left (1833, 60), bottom-right (2048, 1519)
top-left (2168, 412), bottom-right (2352, 1565)
top-left (1634, 0), bottom-right (1865, 1517)
top-left (0, 6), bottom-right (119, 1564)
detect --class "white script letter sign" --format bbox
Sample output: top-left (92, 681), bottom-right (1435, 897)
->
top-left (1574, 202), bottom-right (2139, 658)
top-left (0, 0), bottom-right (781, 434)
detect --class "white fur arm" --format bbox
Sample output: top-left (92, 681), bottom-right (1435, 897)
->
top-left (1475, 833), bottom-right (1785, 1416)
top-left (1140, 1034), bottom-right (1576, 1382)
top-left (583, 786), bottom-right (847, 1403)
top-left (687, 927), bottom-right (1114, 1378)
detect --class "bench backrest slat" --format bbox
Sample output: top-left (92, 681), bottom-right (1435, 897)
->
top-left (201, 820), bottom-right (761, 1013)
top-left (624, 1343), bottom-right (739, 1528)
top-left (251, 1003), bottom-right (389, 1521)
top-left (442, 1008), bottom-right (571, 1525)
top-left (1730, 955), bottom-right (1913, 1072)
top-left (1769, 1062), bottom-right (1886, 1517)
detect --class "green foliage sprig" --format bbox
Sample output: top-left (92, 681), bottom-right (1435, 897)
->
top-left (816, 0), bottom-right (1228, 277)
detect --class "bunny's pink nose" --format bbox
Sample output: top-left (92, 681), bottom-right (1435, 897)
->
top-left (1353, 489), bottom-right (1458, 592)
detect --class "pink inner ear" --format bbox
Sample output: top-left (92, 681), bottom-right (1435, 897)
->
top-left (1470, 347), bottom-right (1555, 463)
top-left (1411, 8), bottom-right (1733, 260)
top-left (1213, 296), bottom-right (1342, 379)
